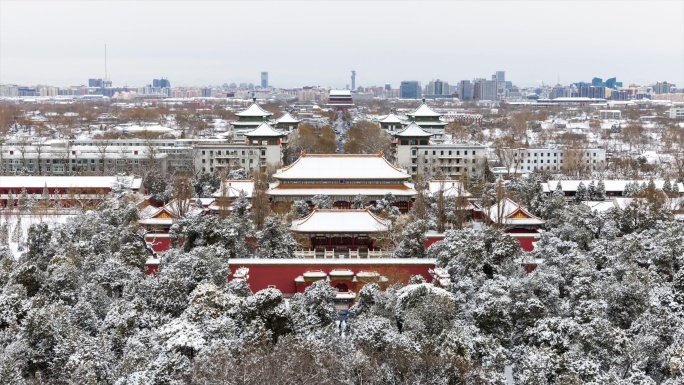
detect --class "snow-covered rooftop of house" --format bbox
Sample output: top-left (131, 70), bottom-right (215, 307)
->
top-left (0, 176), bottom-right (143, 190)
top-left (273, 153), bottom-right (411, 180)
top-left (275, 112), bottom-right (301, 124)
top-left (393, 122), bottom-right (433, 137)
top-left (427, 180), bottom-right (472, 198)
top-left (543, 180), bottom-right (684, 193)
top-left (407, 102), bottom-right (442, 117)
top-left (487, 197), bottom-right (545, 226)
top-left (244, 122), bottom-right (284, 137)
top-left (235, 102), bottom-right (273, 117)
top-left (212, 180), bottom-right (255, 199)
top-left (291, 209), bottom-right (390, 233)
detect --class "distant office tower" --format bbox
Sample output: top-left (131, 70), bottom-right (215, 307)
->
top-left (153, 78), bottom-right (171, 88)
top-left (605, 77), bottom-right (622, 89)
top-left (385, 83), bottom-right (391, 91)
top-left (592, 77), bottom-right (604, 87)
top-left (400, 81), bottom-right (421, 99)
top-left (88, 78), bottom-right (101, 87)
top-left (458, 80), bottom-right (472, 100)
top-left (653, 81), bottom-right (672, 94)
top-left (495, 71), bottom-right (506, 91)
top-left (477, 79), bottom-right (498, 100)
top-left (351, 70), bottom-right (356, 91)
top-left (424, 79), bottom-right (450, 98)
top-left (261, 72), bottom-right (268, 88)
top-left (574, 85), bottom-right (606, 98)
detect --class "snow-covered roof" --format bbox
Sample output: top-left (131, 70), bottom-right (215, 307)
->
top-left (407, 101), bottom-right (442, 117)
top-left (275, 112), bottom-right (301, 124)
top-left (235, 102), bottom-right (273, 117)
top-left (543, 180), bottom-right (684, 193)
top-left (273, 153), bottom-right (411, 180)
top-left (268, 183), bottom-right (418, 197)
top-left (487, 198), bottom-right (545, 226)
top-left (329, 269), bottom-right (355, 276)
top-left (427, 180), bottom-right (472, 198)
top-left (139, 199), bottom-right (203, 225)
top-left (581, 200), bottom-right (618, 213)
top-left (302, 270), bottom-right (327, 278)
top-left (212, 180), bottom-right (255, 199)
top-left (0, 176), bottom-right (142, 190)
top-left (377, 112), bottom-right (405, 124)
top-left (329, 90), bottom-right (352, 97)
top-left (244, 122), bottom-right (284, 137)
top-left (228, 258), bottom-right (436, 266)
top-left (291, 209), bottom-right (391, 233)
top-left (393, 122), bottom-right (433, 137)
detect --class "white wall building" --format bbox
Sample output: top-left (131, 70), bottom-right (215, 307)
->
top-left (501, 147), bottom-right (607, 173)
top-left (599, 110), bottom-right (622, 120)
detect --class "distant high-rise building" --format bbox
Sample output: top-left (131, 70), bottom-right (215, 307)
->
top-left (384, 83), bottom-right (391, 91)
top-left (592, 77), bottom-right (604, 87)
top-left (574, 85), bottom-right (606, 99)
top-left (476, 79), bottom-right (497, 100)
top-left (653, 81), bottom-right (672, 94)
top-left (495, 71), bottom-right (506, 92)
top-left (458, 80), bottom-right (472, 100)
top-left (424, 79), bottom-right (450, 98)
top-left (88, 78), bottom-right (101, 87)
top-left (261, 72), bottom-right (268, 88)
top-left (351, 70), bottom-right (356, 91)
top-left (153, 78), bottom-right (170, 88)
top-left (605, 77), bottom-right (622, 89)
top-left (400, 81), bottom-right (421, 99)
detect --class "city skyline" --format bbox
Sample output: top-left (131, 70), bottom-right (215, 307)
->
top-left (1, 1), bottom-right (683, 88)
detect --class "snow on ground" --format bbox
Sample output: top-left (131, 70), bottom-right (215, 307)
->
top-left (1, 213), bottom-right (72, 259)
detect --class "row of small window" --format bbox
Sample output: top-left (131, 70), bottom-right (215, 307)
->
top-left (516, 152), bottom-right (559, 157)
top-left (202, 150), bottom-right (266, 156)
top-left (412, 167), bottom-right (476, 174)
top-left (413, 158), bottom-right (469, 164)
top-left (413, 150), bottom-right (478, 156)
top-left (203, 158), bottom-right (254, 164)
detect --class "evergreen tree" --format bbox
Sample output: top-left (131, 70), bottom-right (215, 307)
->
top-left (351, 194), bottom-right (369, 209)
top-left (311, 194), bottom-right (333, 210)
top-left (18, 187), bottom-right (29, 212)
top-left (11, 217), bottom-right (22, 243)
top-left (290, 200), bottom-right (310, 219)
top-left (256, 217), bottom-right (297, 258)
top-left (587, 180), bottom-right (597, 200)
top-left (596, 179), bottom-right (606, 200)
top-left (575, 181), bottom-right (587, 203)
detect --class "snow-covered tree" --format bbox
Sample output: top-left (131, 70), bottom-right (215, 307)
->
top-left (256, 217), bottom-right (296, 259)
top-left (575, 181), bottom-right (588, 203)
top-left (227, 168), bottom-right (248, 180)
top-left (352, 194), bottom-right (369, 209)
top-left (311, 194), bottom-right (333, 210)
top-left (393, 219), bottom-right (427, 258)
top-left (290, 200), bottom-right (310, 219)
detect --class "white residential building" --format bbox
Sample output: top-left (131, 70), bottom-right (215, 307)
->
top-left (599, 110), bottom-right (622, 120)
top-left (500, 147), bottom-right (607, 173)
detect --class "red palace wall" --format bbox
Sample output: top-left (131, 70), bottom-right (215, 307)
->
top-left (228, 259), bottom-right (436, 295)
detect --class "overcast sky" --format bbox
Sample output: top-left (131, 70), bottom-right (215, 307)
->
top-left (1, 0), bottom-right (683, 89)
